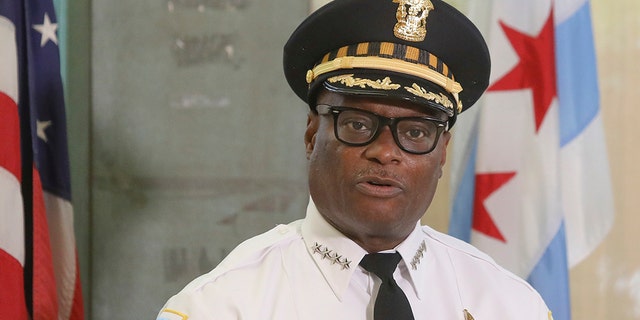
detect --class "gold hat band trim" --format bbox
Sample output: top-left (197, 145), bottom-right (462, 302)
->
top-left (306, 56), bottom-right (463, 95)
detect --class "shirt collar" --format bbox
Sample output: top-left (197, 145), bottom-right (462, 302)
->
top-left (300, 197), bottom-right (429, 301)
top-left (301, 198), bottom-right (368, 301)
top-left (395, 223), bottom-right (429, 300)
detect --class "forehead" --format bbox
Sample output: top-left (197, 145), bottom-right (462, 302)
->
top-left (316, 89), bottom-right (449, 120)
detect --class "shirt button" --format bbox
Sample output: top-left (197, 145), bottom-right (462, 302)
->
top-left (276, 225), bottom-right (289, 235)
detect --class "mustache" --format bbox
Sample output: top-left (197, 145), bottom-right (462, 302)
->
top-left (354, 167), bottom-right (405, 182)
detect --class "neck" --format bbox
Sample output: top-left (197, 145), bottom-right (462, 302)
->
top-left (330, 222), bottom-right (415, 253)
top-left (352, 235), bottom-right (408, 253)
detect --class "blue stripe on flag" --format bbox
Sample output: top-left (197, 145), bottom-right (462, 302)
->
top-left (448, 133), bottom-right (477, 242)
top-left (527, 221), bottom-right (571, 320)
top-left (555, 2), bottom-right (600, 147)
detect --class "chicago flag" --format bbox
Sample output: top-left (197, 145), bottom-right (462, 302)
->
top-left (0, 0), bottom-right (84, 319)
top-left (449, 0), bottom-right (614, 319)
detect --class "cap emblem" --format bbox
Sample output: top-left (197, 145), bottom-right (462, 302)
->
top-left (393, 0), bottom-right (434, 42)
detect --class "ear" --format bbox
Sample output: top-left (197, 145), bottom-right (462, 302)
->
top-left (304, 112), bottom-right (319, 159)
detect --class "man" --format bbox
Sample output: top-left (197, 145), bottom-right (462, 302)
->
top-left (157, 0), bottom-right (552, 319)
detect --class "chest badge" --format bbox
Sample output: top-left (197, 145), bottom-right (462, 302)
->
top-left (463, 309), bottom-right (475, 320)
top-left (393, 0), bottom-right (434, 42)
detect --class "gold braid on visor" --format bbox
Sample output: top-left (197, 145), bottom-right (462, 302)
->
top-left (305, 42), bottom-right (463, 112)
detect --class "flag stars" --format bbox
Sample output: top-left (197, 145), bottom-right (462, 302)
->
top-left (472, 172), bottom-right (516, 243)
top-left (488, 11), bottom-right (557, 132)
top-left (37, 120), bottom-right (52, 142)
top-left (33, 13), bottom-right (59, 47)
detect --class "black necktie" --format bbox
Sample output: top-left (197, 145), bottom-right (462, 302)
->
top-left (360, 252), bottom-right (415, 320)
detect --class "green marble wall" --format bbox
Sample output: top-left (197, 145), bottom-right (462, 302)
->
top-left (89, 0), bottom-right (309, 318)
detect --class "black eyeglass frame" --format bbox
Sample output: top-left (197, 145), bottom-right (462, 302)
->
top-left (316, 104), bottom-right (448, 155)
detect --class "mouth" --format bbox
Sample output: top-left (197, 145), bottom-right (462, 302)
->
top-left (355, 176), bottom-right (404, 198)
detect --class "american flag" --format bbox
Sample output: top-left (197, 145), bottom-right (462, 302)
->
top-left (0, 1), bottom-right (84, 319)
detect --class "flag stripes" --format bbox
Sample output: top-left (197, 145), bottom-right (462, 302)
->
top-left (1, 0), bottom-right (84, 318)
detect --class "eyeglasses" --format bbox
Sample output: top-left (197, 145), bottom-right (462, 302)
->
top-left (316, 104), bottom-right (447, 155)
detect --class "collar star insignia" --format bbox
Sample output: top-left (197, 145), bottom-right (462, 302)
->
top-left (410, 240), bottom-right (427, 270)
top-left (311, 242), bottom-right (351, 270)
top-left (328, 252), bottom-right (341, 264)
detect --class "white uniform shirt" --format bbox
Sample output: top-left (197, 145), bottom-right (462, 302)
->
top-left (157, 199), bottom-right (552, 320)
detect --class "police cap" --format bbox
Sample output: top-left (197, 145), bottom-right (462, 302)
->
top-left (283, 0), bottom-right (490, 127)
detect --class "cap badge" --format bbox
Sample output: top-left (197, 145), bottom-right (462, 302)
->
top-left (393, 0), bottom-right (434, 42)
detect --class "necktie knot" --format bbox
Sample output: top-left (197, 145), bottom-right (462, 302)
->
top-left (359, 252), bottom-right (402, 281)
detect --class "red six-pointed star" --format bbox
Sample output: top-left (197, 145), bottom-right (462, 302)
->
top-left (488, 10), bottom-right (557, 132)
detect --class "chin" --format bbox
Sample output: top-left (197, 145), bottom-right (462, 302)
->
top-left (353, 207), bottom-right (412, 228)
top-left (351, 196), bottom-right (406, 215)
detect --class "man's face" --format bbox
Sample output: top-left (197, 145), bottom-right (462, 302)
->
top-left (305, 90), bottom-right (451, 250)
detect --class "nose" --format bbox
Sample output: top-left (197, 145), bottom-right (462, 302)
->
top-left (363, 125), bottom-right (402, 164)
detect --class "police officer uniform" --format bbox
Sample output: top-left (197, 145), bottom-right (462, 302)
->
top-left (157, 199), bottom-right (551, 319)
top-left (158, 0), bottom-right (553, 318)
